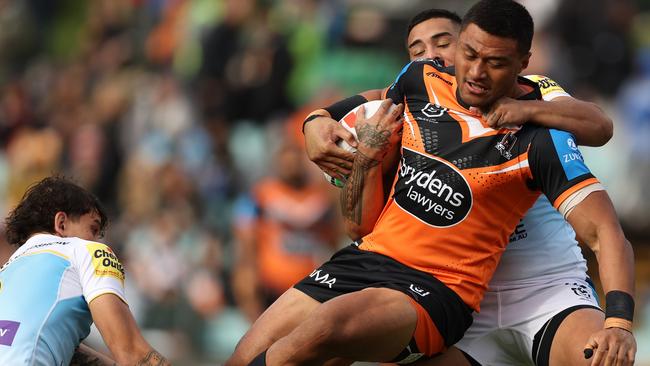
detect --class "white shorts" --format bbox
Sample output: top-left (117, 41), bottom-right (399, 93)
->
top-left (455, 277), bottom-right (601, 366)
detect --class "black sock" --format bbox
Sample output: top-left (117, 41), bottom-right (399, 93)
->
top-left (248, 350), bottom-right (267, 366)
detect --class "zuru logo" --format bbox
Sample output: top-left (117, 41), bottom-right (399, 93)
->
top-left (394, 148), bottom-right (472, 227)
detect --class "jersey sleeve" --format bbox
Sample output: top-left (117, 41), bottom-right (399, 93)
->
top-left (73, 241), bottom-right (127, 304)
top-left (527, 128), bottom-right (600, 209)
top-left (385, 60), bottom-right (434, 103)
top-left (523, 75), bottom-right (571, 101)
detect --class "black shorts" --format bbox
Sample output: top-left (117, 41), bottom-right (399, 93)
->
top-left (294, 244), bottom-right (473, 355)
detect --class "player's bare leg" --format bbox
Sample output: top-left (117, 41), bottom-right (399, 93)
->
top-left (265, 287), bottom-right (418, 365)
top-left (225, 288), bottom-right (321, 366)
top-left (410, 347), bottom-right (471, 366)
top-left (549, 308), bottom-right (604, 365)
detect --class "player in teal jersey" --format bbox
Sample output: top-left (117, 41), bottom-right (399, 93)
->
top-left (0, 177), bottom-right (170, 365)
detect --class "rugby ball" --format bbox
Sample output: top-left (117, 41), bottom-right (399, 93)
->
top-left (324, 100), bottom-right (385, 187)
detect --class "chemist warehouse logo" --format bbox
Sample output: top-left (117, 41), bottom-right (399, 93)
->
top-left (394, 148), bottom-right (472, 227)
top-left (86, 243), bottom-right (125, 285)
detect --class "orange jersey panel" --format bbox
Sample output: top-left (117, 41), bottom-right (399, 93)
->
top-left (361, 61), bottom-right (598, 311)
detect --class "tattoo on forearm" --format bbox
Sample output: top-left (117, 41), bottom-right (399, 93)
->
top-left (357, 124), bottom-right (391, 152)
top-left (69, 348), bottom-right (116, 366)
top-left (136, 350), bottom-right (171, 366)
top-left (341, 151), bottom-right (380, 224)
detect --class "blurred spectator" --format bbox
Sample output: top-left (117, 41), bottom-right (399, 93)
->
top-left (615, 47), bottom-right (650, 232)
top-left (231, 140), bottom-right (339, 321)
top-left (550, 0), bottom-right (636, 98)
top-left (5, 127), bottom-right (62, 208)
top-left (198, 0), bottom-right (293, 124)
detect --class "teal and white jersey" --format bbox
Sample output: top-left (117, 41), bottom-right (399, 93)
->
top-left (489, 195), bottom-right (588, 286)
top-left (0, 234), bottom-right (126, 365)
top-left (489, 77), bottom-right (586, 287)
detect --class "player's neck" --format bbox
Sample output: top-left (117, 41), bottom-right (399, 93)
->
top-left (510, 81), bottom-right (534, 98)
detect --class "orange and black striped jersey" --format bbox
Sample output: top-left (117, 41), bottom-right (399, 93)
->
top-left (360, 60), bottom-right (599, 311)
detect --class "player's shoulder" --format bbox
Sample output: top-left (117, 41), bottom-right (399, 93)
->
top-left (525, 126), bottom-right (576, 142)
top-left (520, 126), bottom-right (583, 168)
top-left (75, 239), bottom-right (126, 285)
top-left (74, 239), bottom-right (119, 258)
top-left (519, 124), bottom-right (570, 142)
top-left (64, 237), bottom-right (120, 265)
top-left (18, 234), bottom-right (80, 259)
top-left (522, 74), bottom-right (570, 100)
top-left (405, 58), bottom-right (453, 75)
top-left (394, 58), bottom-right (453, 84)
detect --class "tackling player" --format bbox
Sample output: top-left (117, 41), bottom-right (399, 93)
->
top-left (0, 177), bottom-right (170, 365)
top-left (226, 1), bottom-right (635, 365)
top-left (302, 8), bottom-right (629, 366)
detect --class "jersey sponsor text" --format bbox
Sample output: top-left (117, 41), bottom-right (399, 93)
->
top-left (395, 149), bottom-right (472, 227)
top-left (86, 243), bottom-right (125, 285)
top-left (309, 269), bottom-right (337, 289)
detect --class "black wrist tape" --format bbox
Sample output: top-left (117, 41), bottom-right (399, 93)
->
top-left (605, 290), bottom-right (634, 321)
top-left (302, 114), bottom-right (326, 133)
top-left (323, 94), bottom-right (368, 121)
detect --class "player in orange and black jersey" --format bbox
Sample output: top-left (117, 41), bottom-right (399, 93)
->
top-left (224, 2), bottom-right (635, 366)
top-left (358, 63), bottom-right (600, 312)
top-left (303, 8), bottom-right (622, 366)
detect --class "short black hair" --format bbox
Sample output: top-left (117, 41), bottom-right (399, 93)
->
top-left (406, 9), bottom-right (462, 39)
top-left (5, 176), bottom-right (108, 246)
top-left (461, 0), bottom-right (534, 54)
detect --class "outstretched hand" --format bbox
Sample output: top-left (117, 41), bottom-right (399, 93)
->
top-left (303, 115), bottom-right (357, 179)
top-left (583, 327), bottom-right (636, 366)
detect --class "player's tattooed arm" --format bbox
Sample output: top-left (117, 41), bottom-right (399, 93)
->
top-left (356, 123), bottom-right (392, 154)
top-left (135, 350), bottom-right (172, 366)
top-left (341, 150), bottom-right (380, 225)
top-left (341, 100), bottom-right (403, 239)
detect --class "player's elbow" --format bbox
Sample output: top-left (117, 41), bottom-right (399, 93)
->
top-left (596, 114), bottom-right (614, 146)
top-left (588, 102), bottom-right (614, 146)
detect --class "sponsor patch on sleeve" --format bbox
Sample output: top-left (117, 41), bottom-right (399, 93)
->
top-left (524, 75), bottom-right (570, 100)
top-left (549, 129), bottom-right (590, 180)
top-left (86, 243), bottom-right (125, 285)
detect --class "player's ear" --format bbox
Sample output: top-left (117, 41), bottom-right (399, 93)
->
top-left (53, 211), bottom-right (67, 236)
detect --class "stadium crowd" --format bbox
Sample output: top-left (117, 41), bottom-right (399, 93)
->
top-left (0, 0), bottom-right (648, 364)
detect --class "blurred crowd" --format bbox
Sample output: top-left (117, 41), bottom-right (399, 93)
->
top-left (0, 0), bottom-right (648, 364)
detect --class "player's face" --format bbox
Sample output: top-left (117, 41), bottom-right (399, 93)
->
top-left (60, 211), bottom-right (103, 241)
top-left (455, 23), bottom-right (530, 109)
top-left (407, 18), bottom-right (459, 64)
